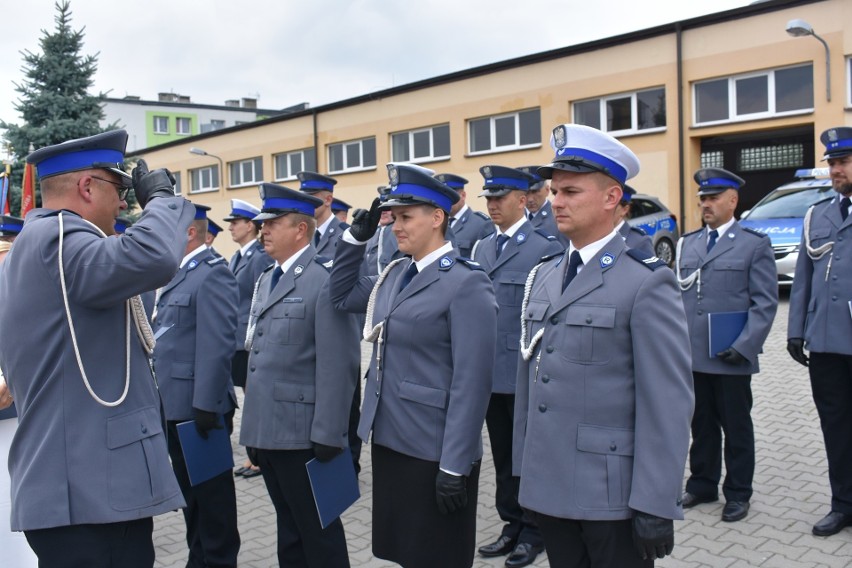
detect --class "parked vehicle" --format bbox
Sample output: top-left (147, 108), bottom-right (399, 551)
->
top-left (627, 194), bottom-right (679, 265)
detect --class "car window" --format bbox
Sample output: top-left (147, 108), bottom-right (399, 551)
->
top-left (746, 186), bottom-right (835, 219)
top-left (629, 198), bottom-right (661, 219)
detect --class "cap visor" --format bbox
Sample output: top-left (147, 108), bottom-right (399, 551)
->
top-left (253, 211), bottom-right (290, 221)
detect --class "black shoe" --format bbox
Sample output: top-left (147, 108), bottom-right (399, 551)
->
top-left (233, 466), bottom-right (248, 477)
top-left (722, 501), bottom-right (749, 522)
top-left (241, 466), bottom-right (262, 478)
top-left (681, 491), bottom-right (718, 508)
top-left (478, 535), bottom-right (515, 557)
top-left (505, 543), bottom-right (544, 568)
top-left (813, 511), bottom-right (852, 536)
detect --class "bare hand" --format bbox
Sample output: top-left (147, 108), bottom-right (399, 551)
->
top-left (0, 377), bottom-right (13, 410)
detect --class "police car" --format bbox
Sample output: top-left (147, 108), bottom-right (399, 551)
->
top-left (626, 194), bottom-right (680, 265)
top-left (739, 168), bottom-right (835, 286)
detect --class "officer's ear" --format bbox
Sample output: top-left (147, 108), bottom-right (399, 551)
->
top-left (76, 174), bottom-right (95, 203)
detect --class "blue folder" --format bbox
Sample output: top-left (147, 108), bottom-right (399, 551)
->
top-left (305, 448), bottom-right (360, 529)
top-left (708, 311), bottom-right (748, 358)
top-left (176, 419), bottom-right (235, 487)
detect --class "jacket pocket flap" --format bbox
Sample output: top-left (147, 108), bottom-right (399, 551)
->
top-left (506, 333), bottom-right (520, 351)
top-left (399, 381), bottom-right (448, 409)
top-left (171, 361), bottom-right (194, 380)
top-left (107, 406), bottom-right (163, 449)
top-left (167, 293), bottom-right (191, 307)
top-left (577, 424), bottom-right (634, 456)
top-left (565, 305), bottom-right (616, 328)
top-left (524, 300), bottom-right (549, 322)
top-left (273, 382), bottom-right (316, 403)
top-left (497, 270), bottom-right (527, 285)
top-left (273, 303), bottom-right (306, 319)
top-left (717, 259), bottom-right (745, 271)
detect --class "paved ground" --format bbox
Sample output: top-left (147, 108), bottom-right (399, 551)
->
top-left (153, 292), bottom-right (852, 567)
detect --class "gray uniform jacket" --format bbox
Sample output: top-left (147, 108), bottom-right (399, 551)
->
top-left (229, 240), bottom-right (272, 349)
top-left (513, 236), bottom-right (693, 521)
top-left (452, 207), bottom-right (494, 258)
top-left (239, 247), bottom-right (360, 450)
top-left (0, 199), bottom-right (193, 531)
top-left (153, 248), bottom-right (239, 420)
top-left (677, 222), bottom-right (777, 375)
top-left (330, 239), bottom-right (497, 475)
top-left (361, 224), bottom-right (403, 277)
top-left (618, 221), bottom-right (655, 257)
top-left (473, 223), bottom-right (563, 394)
top-left (530, 201), bottom-right (569, 248)
top-left (315, 218), bottom-right (349, 258)
top-left (789, 195), bottom-right (852, 355)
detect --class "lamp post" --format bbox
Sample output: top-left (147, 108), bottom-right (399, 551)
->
top-left (189, 147), bottom-right (225, 190)
top-left (786, 18), bottom-right (831, 102)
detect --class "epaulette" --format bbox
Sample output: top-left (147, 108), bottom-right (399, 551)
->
top-left (741, 227), bottom-right (768, 238)
top-left (629, 225), bottom-right (648, 236)
top-left (207, 256), bottom-right (225, 265)
top-left (260, 263), bottom-right (275, 274)
top-left (314, 255), bottom-right (334, 271)
top-left (534, 228), bottom-right (557, 241)
top-left (474, 211), bottom-right (491, 221)
top-left (626, 248), bottom-right (667, 270)
top-left (682, 228), bottom-right (703, 238)
top-left (454, 257), bottom-right (485, 271)
top-left (538, 251), bottom-right (563, 263)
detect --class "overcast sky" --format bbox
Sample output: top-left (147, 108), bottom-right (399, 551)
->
top-left (1, 0), bottom-right (749, 146)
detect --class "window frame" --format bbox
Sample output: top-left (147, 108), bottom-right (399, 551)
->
top-left (327, 137), bottom-right (377, 174)
top-left (152, 116), bottom-right (169, 134)
top-left (390, 123), bottom-right (451, 164)
top-left (175, 117), bottom-right (191, 135)
top-left (273, 148), bottom-right (317, 182)
top-left (189, 165), bottom-right (219, 194)
top-left (572, 87), bottom-right (667, 136)
top-left (228, 157), bottom-right (263, 188)
top-left (467, 108), bottom-right (541, 156)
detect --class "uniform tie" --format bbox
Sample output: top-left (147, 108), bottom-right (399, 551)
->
top-left (398, 262), bottom-right (418, 291)
top-left (562, 250), bottom-right (583, 292)
top-left (841, 197), bottom-right (850, 221)
top-left (528, 211), bottom-right (535, 221)
top-left (313, 230), bottom-right (321, 247)
top-left (230, 251), bottom-right (242, 271)
top-left (707, 229), bottom-right (718, 253)
top-left (495, 234), bottom-right (510, 258)
top-left (449, 216), bottom-right (457, 229)
top-left (269, 266), bottom-right (283, 293)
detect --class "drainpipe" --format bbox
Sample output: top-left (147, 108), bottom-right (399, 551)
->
top-left (676, 22), bottom-right (686, 231)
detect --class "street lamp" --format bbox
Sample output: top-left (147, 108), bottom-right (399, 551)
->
top-left (786, 18), bottom-right (831, 102)
top-left (188, 147), bottom-right (225, 190)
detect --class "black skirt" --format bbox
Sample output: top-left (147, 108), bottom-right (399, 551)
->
top-left (371, 444), bottom-right (480, 568)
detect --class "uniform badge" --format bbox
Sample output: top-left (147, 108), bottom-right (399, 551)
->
top-left (188, 259), bottom-right (198, 269)
top-left (600, 253), bottom-right (614, 268)
top-left (328, 227), bottom-right (335, 234)
top-left (246, 250), bottom-right (253, 257)
top-left (728, 233), bottom-right (735, 239)
top-left (541, 210), bottom-right (548, 217)
top-left (323, 259), bottom-right (334, 269)
top-left (828, 129), bottom-right (839, 142)
top-left (388, 165), bottom-right (399, 185)
top-left (294, 265), bottom-right (303, 275)
top-left (553, 125), bottom-right (567, 149)
top-left (516, 232), bottom-right (526, 243)
top-left (439, 256), bottom-right (453, 268)
top-left (483, 166), bottom-right (492, 179)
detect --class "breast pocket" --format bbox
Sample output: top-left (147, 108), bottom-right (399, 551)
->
top-left (162, 293), bottom-right (192, 327)
top-left (273, 382), bottom-right (316, 443)
top-left (574, 424), bottom-right (634, 511)
top-left (496, 270), bottom-right (528, 307)
top-left (270, 302), bottom-right (306, 345)
top-left (523, 300), bottom-right (549, 338)
top-left (715, 259), bottom-right (745, 291)
top-left (563, 305), bottom-right (616, 365)
top-left (809, 227), bottom-right (832, 248)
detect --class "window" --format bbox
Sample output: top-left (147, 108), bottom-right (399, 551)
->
top-left (391, 124), bottom-right (450, 163)
top-left (328, 138), bottom-right (376, 174)
top-left (700, 150), bottom-right (725, 169)
top-left (153, 116), bottom-right (168, 134)
top-left (175, 117), bottom-right (191, 135)
top-left (573, 87), bottom-right (666, 135)
top-left (468, 108), bottom-right (541, 154)
top-left (189, 166), bottom-right (219, 193)
top-left (738, 144), bottom-right (804, 171)
top-left (229, 157), bottom-right (263, 187)
top-left (693, 64), bottom-right (813, 126)
top-left (274, 148), bottom-right (317, 181)
top-left (172, 171), bottom-right (182, 196)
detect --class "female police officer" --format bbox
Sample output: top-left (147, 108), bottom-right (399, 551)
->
top-left (329, 163), bottom-right (497, 568)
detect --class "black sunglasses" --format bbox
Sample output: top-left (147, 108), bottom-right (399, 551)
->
top-left (91, 175), bottom-right (131, 200)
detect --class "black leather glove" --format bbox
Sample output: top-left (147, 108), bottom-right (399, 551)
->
top-left (435, 470), bottom-right (468, 515)
top-left (716, 347), bottom-right (747, 365)
top-left (313, 443), bottom-right (344, 463)
top-left (131, 158), bottom-right (177, 209)
top-left (192, 408), bottom-right (222, 440)
top-left (246, 447), bottom-right (259, 467)
top-left (349, 197), bottom-right (382, 242)
top-left (632, 512), bottom-right (674, 560)
top-left (787, 338), bottom-right (809, 367)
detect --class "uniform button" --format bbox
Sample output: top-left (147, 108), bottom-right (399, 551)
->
top-left (585, 316), bottom-right (592, 324)
top-left (298, 394), bottom-right (304, 401)
top-left (141, 425), bottom-right (148, 434)
top-left (697, 310), bottom-right (703, 316)
top-left (253, 348), bottom-right (259, 354)
top-left (697, 294), bottom-right (703, 300)
top-left (542, 375), bottom-right (550, 383)
top-left (833, 275), bottom-right (838, 281)
top-left (375, 391), bottom-right (379, 396)
top-left (538, 404), bottom-right (547, 413)
top-left (610, 443), bottom-right (617, 451)
top-left (258, 330), bottom-right (263, 336)
top-left (832, 295), bottom-right (838, 301)
top-left (550, 316), bottom-right (559, 325)
top-left (546, 345), bottom-right (554, 353)
top-left (250, 366), bottom-right (256, 372)
top-left (168, 203), bottom-right (177, 210)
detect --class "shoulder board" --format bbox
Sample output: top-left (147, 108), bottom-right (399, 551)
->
top-left (261, 263), bottom-right (275, 274)
top-left (454, 257), bottom-right (485, 271)
top-left (314, 255), bottom-right (334, 271)
top-left (741, 227), bottom-right (768, 238)
top-left (629, 225), bottom-right (648, 236)
top-left (534, 228), bottom-right (557, 241)
top-left (626, 248), bottom-right (667, 270)
top-left (474, 211), bottom-right (491, 221)
top-left (538, 251), bottom-right (563, 263)
top-left (207, 256), bottom-right (225, 265)
top-left (682, 228), bottom-right (703, 238)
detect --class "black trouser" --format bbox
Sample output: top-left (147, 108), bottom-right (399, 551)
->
top-left (686, 371), bottom-right (754, 502)
top-left (810, 352), bottom-right (852, 514)
top-left (534, 513), bottom-right (653, 568)
top-left (167, 412), bottom-right (240, 568)
top-left (257, 448), bottom-right (350, 568)
top-left (348, 369), bottom-right (362, 473)
top-left (26, 518), bottom-right (155, 568)
top-left (485, 392), bottom-right (542, 547)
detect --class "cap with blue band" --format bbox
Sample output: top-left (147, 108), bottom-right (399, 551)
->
top-left (694, 167), bottom-right (745, 196)
top-left (254, 182), bottom-right (324, 220)
top-left (821, 127), bottom-right (852, 160)
top-left (479, 165), bottom-right (536, 197)
top-left (537, 123), bottom-right (639, 185)
top-left (297, 171), bottom-right (338, 193)
top-left (26, 130), bottom-right (132, 186)
top-left (381, 164), bottom-right (460, 213)
top-left (223, 198), bottom-right (261, 222)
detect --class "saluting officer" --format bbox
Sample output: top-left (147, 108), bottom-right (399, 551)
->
top-left (435, 172), bottom-right (493, 257)
top-left (472, 165), bottom-right (562, 568)
top-left (152, 203), bottom-right (241, 567)
top-left (517, 165), bottom-right (564, 246)
top-left (0, 130), bottom-right (190, 567)
top-left (513, 124), bottom-right (693, 567)
top-left (616, 184), bottom-right (655, 256)
top-left (329, 164), bottom-right (497, 568)
top-left (297, 171), bottom-right (349, 257)
top-left (361, 186), bottom-right (402, 277)
top-left (675, 168), bottom-right (777, 523)
top-left (788, 126), bottom-right (852, 537)
top-left (239, 183), bottom-right (359, 567)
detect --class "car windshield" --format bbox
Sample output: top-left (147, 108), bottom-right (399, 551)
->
top-left (745, 185), bottom-right (835, 219)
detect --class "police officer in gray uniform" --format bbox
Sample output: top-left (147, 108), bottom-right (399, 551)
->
top-left (297, 171), bottom-right (349, 257)
top-left (0, 130), bottom-right (190, 567)
top-left (435, 172), bottom-right (494, 257)
top-left (617, 184), bottom-right (655, 256)
top-left (675, 168), bottom-right (777, 523)
top-left (788, 126), bottom-right (852, 537)
top-left (473, 165), bottom-right (562, 568)
top-left (362, 186), bottom-right (403, 277)
top-left (152, 203), bottom-right (241, 567)
top-left (330, 164), bottom-right (497, 568)
top-left (513, 124), bottom-right (693, 567)
top-left (239, 183), bottom-right (359, 567)
top-left (518, 165), bottom-right (569, 248)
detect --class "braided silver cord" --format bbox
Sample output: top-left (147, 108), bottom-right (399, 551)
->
top-left (244, 275), bottom-right (264, 351)
top-left (363, 257), bottom-right (407, 342)
top-left (803, 205), bottom-right (834, 261)
top-left (675, 236), bottom-right (701, 294)
top-left (520, 260), bottom-right (546, 361)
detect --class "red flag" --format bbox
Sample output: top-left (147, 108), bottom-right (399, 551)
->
top-left (2, 164), bottom-right (9, 215)
top-left (20, 162), bottom-right (35, 217)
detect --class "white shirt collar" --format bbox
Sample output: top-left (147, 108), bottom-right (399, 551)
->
top-left (180, 244), bottom-right (210, 269)
top-left (274, 244), bottom-right (311, 275)
top-left (239, 239), bottom-right (258, 256)
top-left (569, 229), bottom-right (619, 271)
top-left (707, 217), bottom-right (736, 240)
top-left (316, 215), bottom-right (334, 237)
top-left (498, 216), bottom-right (527, 239)
top-left (452, 205), bottom-right (470, 225)
top-left (412, 241), bottom-right (454, 273)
